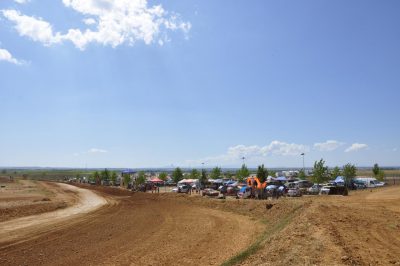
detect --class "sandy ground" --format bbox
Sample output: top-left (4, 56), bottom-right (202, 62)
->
top-left (240, 186), bottom-right (400, 266)
top-left (0, 183), bottom-right (262, 266)
top-left (0, 182), bottom-right (107, 245)
top-left (0, 180), bottom-right (72, 222)
top-left (0, 183), bottom-right (399, 265)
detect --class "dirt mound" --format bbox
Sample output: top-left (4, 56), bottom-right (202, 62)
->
top-left (0, 184), bottom-right (263, 266)
top-left (0, 201), bottom-right (67, 222)
top-left (1, 184), bottom-right (399, 265)
top-left (239, 188), bottom-right (400, 266)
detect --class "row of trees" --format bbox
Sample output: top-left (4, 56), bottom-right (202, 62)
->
top-left (94, 161), bottom-right (385, 187)
top-left (312, 159), bottom-right (357, 185)
top-left (90, 169), bottom-right (118, 184)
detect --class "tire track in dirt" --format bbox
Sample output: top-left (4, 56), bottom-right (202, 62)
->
top-left (0, 185), bottom-right (262, 266)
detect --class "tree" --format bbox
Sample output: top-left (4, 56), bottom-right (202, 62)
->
top-left (110, 172), bottom-right (117, 184)
top-left (372, 163), bottom-right (380, 178)
top-left (200, 169), bottom-right (207, 187)
top-left (92, 171), bottom-right (100, 184)
top-left (269, 170), bottom-right (276, 178)
top-left (298, 169), bottom-right (306, 180)
top-left (210, 167), bottom-right (222, 179)
top-left (377, 170), bottom-right (385, 181)
top-left (331, 166), bottom-right (341, 179)
top-left (172, 167), bottom-right (183, 184)
top-left (256, 164), bottom-right (268, 183)
top-left (342, 163), bottom-right (357, 186)
top-left (236, 164), bottom-right (250, 182)
top-left (101, 168), bottom-right (110, 181)
top-left (159, 172), bottom-right (168, 182)
top-left (312, 159), bottom-right (328, 184)
top-left (136, 171), bottom-right (146, 186)
top-left (189, 169), bottom-right (200, 179)
top-left (123, 174), bottom-right (131, 188)
top-left (224, 171), bottom-right (233, 179)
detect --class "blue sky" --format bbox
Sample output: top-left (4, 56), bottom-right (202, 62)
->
top-left (0, 0), bottom-right (399, 168)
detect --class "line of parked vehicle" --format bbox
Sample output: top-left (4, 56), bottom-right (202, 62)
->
top-left (171, 176), bottom-right (387, 199)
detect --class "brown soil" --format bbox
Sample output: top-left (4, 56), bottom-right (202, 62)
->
top-left (0, 180), bottom-right (74, 222)
top-left (240, 186), bottom-right (400, 266)
top-left (0, 184), bottom-right (263, 266)
top-left (1, 183), bottom-right (399, 266)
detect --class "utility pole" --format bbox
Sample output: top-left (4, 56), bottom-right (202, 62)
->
top-left (301, 153), bottom-right (305, 174)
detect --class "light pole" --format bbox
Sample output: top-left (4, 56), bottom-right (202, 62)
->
top-left (301, 153), bottom-right (305, 174)
top-left (241, 156), bottom-right (246, 166)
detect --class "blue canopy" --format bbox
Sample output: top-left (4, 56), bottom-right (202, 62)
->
top-left (334, 176), bottom-right (345, 183)
top-left (121, 169), bottom-right (136, 174)
top-left (275, 176), bottom-right (287, 181)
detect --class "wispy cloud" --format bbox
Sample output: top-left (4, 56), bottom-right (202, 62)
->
top-left (345, 143), bottom-right (368, 153)
top-left (314, 140), bottom-right (344, 152)
top-left (14, 0), bottom-right (30, 4)
top-left (0, 48), bottom-right (25, 65)
top-left (186, 140), bottom-right (310, 165)
top-left (73, 148), bottom-right (108, 156)
top-left (87, 148), bottom-right (108, 154)
top-left (2, 0), bottom-right (191, 50)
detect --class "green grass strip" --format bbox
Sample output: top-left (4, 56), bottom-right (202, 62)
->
top-left (221, 204), bottom-right (303, 266)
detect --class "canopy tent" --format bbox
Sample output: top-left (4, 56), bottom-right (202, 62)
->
top-left (150, 178), bottom-right (164, 183)
top-left (121, 169), bottom-right (136, 174)
top-left (266, 176), bottom-right (275, 181)
top-left (275, 176), bottom-right (287, 182)
top-left (334, 176), bottom-right (345, 183)
top-left (178, 179), bottom-right (200, 184)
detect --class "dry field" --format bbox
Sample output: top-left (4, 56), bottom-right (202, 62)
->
top-left (0, 180), bottom-right (399, 265)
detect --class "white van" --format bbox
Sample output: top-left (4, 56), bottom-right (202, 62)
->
top-left (355, 177), bottom-right (377, 188)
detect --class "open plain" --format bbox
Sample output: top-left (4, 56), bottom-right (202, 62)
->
top-left (0, 180), bottom-right (399, 266)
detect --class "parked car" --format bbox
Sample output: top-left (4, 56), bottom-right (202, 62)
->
top-left (307, 184), bottom-right (322, 195)
top-left (374, 181), bottom-right (386, 187)
top-left (287, 187), bottom-right (302, 197)
top-left (237, 186), bottom-right (252, 199)
top-left (202, 188), bottom-right (219, 197)
top-left (320, 186), bottom-right (333, 195)
top-left (172, 184), bottom-right (190, 193)
top-left (295, 180), bottom-right (313, 194)
top-left (353, 180), bottom-right (367, 189)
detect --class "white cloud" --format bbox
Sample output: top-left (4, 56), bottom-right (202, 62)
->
top-left (187, 140), bottom-right (310, 165)
top-left (14, 0), bottom-right (30, 4)
top-left (0, 48), bottom-right (24, 65)
top-left (2, 10), bottom-right (61, 45)
top-left (345, 143), bottom-right (368, 153)
top-left (83, 18), bottom-right (96, 25)
top-left (87, 148), bottom-right (108, 154)
top-left (2, 0), bottom-right (191, 50)
top-left (314, 140), bottom-right (344, 152)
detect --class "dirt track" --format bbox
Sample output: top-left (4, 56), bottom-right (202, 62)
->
top-left (1, 183), bottom-right (400, 265)
top-left (0, 183), bottom-right (262, 266)
top-left (241, 186), bottom-right (400, 266)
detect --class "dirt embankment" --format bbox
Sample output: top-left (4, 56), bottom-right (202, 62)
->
top-left (1, 183), bottom-right (399, 266)
top-left (240, 186), bottom-right (400, 266)
top-left (0, 184), bottom-right (265, 266)
top-left (0, 180), bottom-right (73, 222)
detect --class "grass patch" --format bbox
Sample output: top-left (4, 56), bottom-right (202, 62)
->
top-left (221, 204), bottom-right (303, 266)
